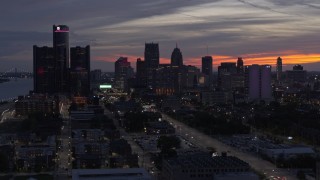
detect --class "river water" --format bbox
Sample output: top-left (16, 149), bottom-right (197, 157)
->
top-left (0, 78), bottom-right (33, 101)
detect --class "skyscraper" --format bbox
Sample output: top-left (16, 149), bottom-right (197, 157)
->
top-left (246, 65), bottom-right (272, 102)
top-left (114, 57), bottom-right (134, 90)
top-left (136, 58), bottom-right (147, 87)
top-left (145, 43), bottom-right (159, 69)
top-left (202, 56), bottom-right (213, 76)
top-left (144, 43), bottom-right (159, 87)
top-left (70, 46), bottom-right (90, 97)
top-left (237, 57), bottom-right (244, 74)
top-left (53, 25), bottom-right (69, 93)
top-left (202, 56), bottom-right (213, 85)
top-left (33, 46), bottom-right (54, 94)
top-left (171, 44), bottom-right (183, 67)
top-left (34, 25), bottom-right (91, 96)
top-left (276, 57), bottom-right (282, 82)
top-left (218, 62), bottom-right (236, 89)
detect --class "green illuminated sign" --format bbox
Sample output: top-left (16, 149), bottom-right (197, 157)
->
top-left (100, 84), bottom-right (112, 89)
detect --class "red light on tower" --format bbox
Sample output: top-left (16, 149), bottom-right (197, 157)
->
top-left (37, 67), bottom-right (45, 75)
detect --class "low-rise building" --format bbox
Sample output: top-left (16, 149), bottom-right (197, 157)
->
top-left (15, 94), bottom-right (59, 116)
top-left (72, 168), bottom-right (152, 180)
top-left (162, 152), bottom-right (251, 180)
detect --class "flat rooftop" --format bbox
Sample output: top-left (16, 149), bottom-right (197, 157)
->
top-left (72, 168), bottom-right (152, 180)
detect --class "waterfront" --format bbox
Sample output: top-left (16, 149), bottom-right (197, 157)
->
top-left (0, 78), bottom-right (33, 101)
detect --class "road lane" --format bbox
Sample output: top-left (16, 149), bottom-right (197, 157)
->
top-left (162, 113), bottom-right (298, 180)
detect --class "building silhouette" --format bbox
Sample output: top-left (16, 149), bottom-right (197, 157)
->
top-left (237, 57), bottom-right (244, 74)
top-left (70, 46), bottom-right (90, 97)
top-left (114, 57), bottom-right (134, 91)
top-left (136, 58), bottom-right (147, 88)
top-left (33, 46), bottom-right (55, 94)
top-left (144, 43), bottom-right (159, 88)
top-left (218, 62), bottom-right (237, 90)
top-left (276, 57), bottom-right (282, 82)
top-left (33, 25), bottom-right (90, 96)
top-left (53, 25), bottom-right (69, 93)
top-left (154, 64), bottom-right (179, 95)
top-left (171, 44), bottom-right (183, 67)
top-left (201, 56), bottom-right (213, 86)
top-left (145, 43), bottom-right (159, 69)
top-left (286, 64), bottom-right (307, 83)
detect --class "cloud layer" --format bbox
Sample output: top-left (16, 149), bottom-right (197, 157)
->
top-left (0, 0), bottom-right (319, 71)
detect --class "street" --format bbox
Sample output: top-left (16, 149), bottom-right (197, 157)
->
top-left (162, 113), bottom-right (298, 180)
top-left (55, 102), bottom-right (72, 180)
top-left (104, 108), bottom-right (159, 178)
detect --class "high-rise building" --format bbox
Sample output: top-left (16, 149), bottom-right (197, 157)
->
top-left (237, 57), bottom-right (244, 74)
top-left (34, 25), bottom-right (91, 96)
top-left (202, 56), bottom-right (213, 86)
top-left (180, 65), bottom-right (201, 89)
top-left (145, 43), bottom-right (159, 69)
top-left (33, 46), bottom-right (55, 94)
top-left (286, 64), bottom-right (307, 82)
top-left (218, 62), bottom-right (237, 89)
top-left (246, 65), bottom-right (272, 102)
top-left (145, 43), bottom-right (159, 87)
top-left (154, 64), bottom-right (179, 95)
top-left (171, 44), bottom-right (183, 67)
top-left (114, 57), bottom-right (134, 90)
top-left (70, 46), bottom-right (90, 97)
top-left (276, 57), bottom-right (282, 82)
top-left (136, 58), bottom-right (147, 87)
top-left (53, 25), bottom-right (69, 93)
top-left (202, 56), bottom-right (213, 77)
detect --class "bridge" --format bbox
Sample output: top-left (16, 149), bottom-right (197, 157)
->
top-left (0, 67), bottom-right (33, 78)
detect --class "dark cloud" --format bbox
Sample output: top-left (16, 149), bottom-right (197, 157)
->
top-left (0, 31), bottom-right (51, 57)
top-left (0, 0), bottom-right (319, 71)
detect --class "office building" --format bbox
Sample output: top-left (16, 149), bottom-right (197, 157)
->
top-left (34, 25), bottom-right (92, 96)
top-left (246, 65), bottom-right (272, 102)
top-left (53, 25), bottom-right (69, 93)
top-left (154, 64), bottom-right (180, 95)
top-left (162, 152), bottom-right (251, 180)
top-left (202, 56), bottom-right (213, 85)
top-left (70, 46), bottom-right (90, 97)
top-left (180, 65), bottom-right (201, 89)
top-left (136, 58), bottom-right (147, 87)
top-left (286, 64), bottom-right (307, 83)
top-left (145, 43), bottom-right (159, 88)
top-left (114, 57), bottom-right (134, 90)
top-left (218, 62), bottom-right (237, 90)
top-left (145, 42), bottom-right (159, 69)
top-left (33, 46), bottom-right (55, 94)
top-left (237, 57), bottom-right (244, 74)
top-left (171, 44), bottom-right (183, 67)
top-left (15, 94), bottom-right (59, 116)
top-left (276, 57), bottom-right (282, 82)
top-left (72, 168), bottom-right (152, 180)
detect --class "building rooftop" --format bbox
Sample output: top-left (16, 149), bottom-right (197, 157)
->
top-left (72, 168), bottom-right (152, 180)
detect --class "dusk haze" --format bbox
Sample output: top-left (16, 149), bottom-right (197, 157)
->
top-left (0, 1), bottom-right (320, 180)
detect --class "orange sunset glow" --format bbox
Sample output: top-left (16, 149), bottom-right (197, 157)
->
top-left (94, 52), bottom-right (320, 70)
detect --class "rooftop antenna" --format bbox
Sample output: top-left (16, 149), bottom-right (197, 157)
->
top-left (206, 44), bottom-right (209, 56)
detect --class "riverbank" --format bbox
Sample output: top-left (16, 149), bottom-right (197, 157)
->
top-left (0, 78), bottom-right (9, 83)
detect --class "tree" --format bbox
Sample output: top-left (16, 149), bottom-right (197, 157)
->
top-left (0, 152), bottom-right (9, 172)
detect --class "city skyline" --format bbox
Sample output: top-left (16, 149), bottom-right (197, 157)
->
top-left (0, 0), bottom-right (320, 72)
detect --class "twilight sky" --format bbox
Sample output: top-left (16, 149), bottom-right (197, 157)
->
top-left (0, 0), bottom-right (320, 72)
